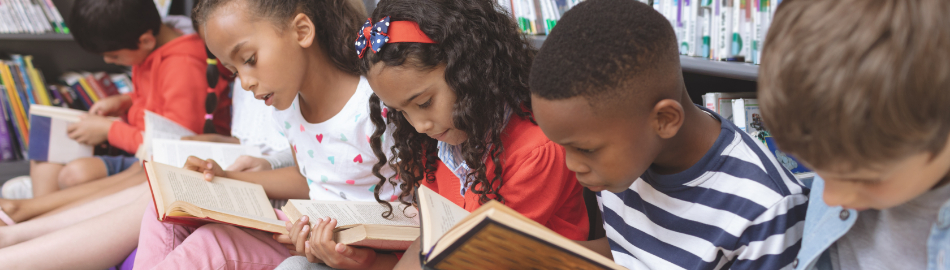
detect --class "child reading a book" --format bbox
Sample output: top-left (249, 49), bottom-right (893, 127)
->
top-left (278, 0), bottom-right (590, 268)
top-left (528, 0), bottom-right (807, 269)
top-left (132, 0), bottom-right (401, 269)
top-left (23, 0), bottom-right (232, 197)
top-left (757, 1), bottom-right (950, 269)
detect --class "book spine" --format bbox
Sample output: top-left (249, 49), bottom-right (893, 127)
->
top-left (40, 0), bottom-right (66, 33)
top-left (24, 56), bottom-right (51, 106)
top-left (10, 55), bottom-right (37, 108)
top-left (0, 64), bottom-right (29, 157)
top-left (0, 85), bottom-right (15, 161)
top-left (46, 84), bottom-right (64, 107)
top-left (9, 0), bottom-right (35, 33)
top-left (31, 0), bottom-right (56, 33)
top-left (69, 80), bottom-right (93, 109)
top-left (76, 77), bottom-right (99, 103)
top-left (26, 113), bottom-right (50, 161)
top-left (26, 0), bottom-right (49, 32)
top-left (83, 73), bottom-right (107, 99)
top-left (94, 72), bottom-right (119, 97)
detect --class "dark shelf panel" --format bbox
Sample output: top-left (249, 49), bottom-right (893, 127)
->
top-left (0, 33), bottom-right (73, 41)
top-left (526, 35), bottom-right (760, 82)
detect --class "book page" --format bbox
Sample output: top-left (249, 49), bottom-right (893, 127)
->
top-left (418, 185), bottom-right (470, 254)
top-left (150, 162), bottom-right (277, 220)
top-left (151, 139), bottom-right (262, 169)
top-left (145, 110), bottom-right (196, 140)
top-left (286, 200), bottom-right (419, 228)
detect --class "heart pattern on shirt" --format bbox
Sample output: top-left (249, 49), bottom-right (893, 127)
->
top-left (353, 154), bottom-right (363, 163)
top-left (315, 134), bottom-right (323, 143)
top-left (328, 156), bottom-right (335, 164)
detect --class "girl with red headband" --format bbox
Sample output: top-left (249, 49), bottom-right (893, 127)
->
top-left (279, 0), bottom-right (590, 269)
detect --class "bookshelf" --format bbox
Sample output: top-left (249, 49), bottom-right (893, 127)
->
top-left (0, 33), bottom-right (74, 41)
top-left (525, 35), bottom-right (758, 104)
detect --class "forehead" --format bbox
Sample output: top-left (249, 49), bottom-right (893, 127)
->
top-left (201, 3), bottom-right (267, 59)
top-left (531, 95), bottom-right (602, 142)
top-left (367, 64), bottom-right (441, 106)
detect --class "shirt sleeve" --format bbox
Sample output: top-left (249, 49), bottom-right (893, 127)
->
top-left (729, 194), bottom-right (809, 270)
top-left (107, 120), bottom-right (144, 153)
top-left (493, 140), bottom-right (589, 241)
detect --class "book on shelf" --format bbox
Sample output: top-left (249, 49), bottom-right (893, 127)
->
top-left (0, 0), bottom-right (68, 34)
top-left (282, 199), bottom-right (420, 251)
top-left (702, 92), bottom-right (756, 123)
top-left (27, 104), bottom-right (95, 164)
top-left (136, 110), bottom-right (197, 160)
top-left (417, 185), bottom-right (624, 270)
top-left (0, 60), bottom-right (30, 157)
top-left (0, 85), bottom-right (15, 161)
top-left (731, 98), bottom-right (762, 135)
top-left (150, 139), bottom-right (262, 169)
top-left (143, 160), bottom-right (288, 234)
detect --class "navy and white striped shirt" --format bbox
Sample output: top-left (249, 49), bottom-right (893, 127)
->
top-left (599, 107), bottom-right (809, 270)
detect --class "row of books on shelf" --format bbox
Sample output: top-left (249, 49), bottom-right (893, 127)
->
top-left (496, 0), bottom-right (577, 35)
top-left (0, 0), bottom-right (68, 34)
top-left (0, 54), bottom-right (132, 161)
top-left (655, 0), bottom-right (781, 64)
top-left (703, 92), bottom-right (812, 177)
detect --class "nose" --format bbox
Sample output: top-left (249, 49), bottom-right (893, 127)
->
top-left (404, 112), bottom-right (432, 134)
top-left (239, 74), bottom-right (258, 91)
top-left (822, 179), bottom-right (856, 207)
top-left (564, 151), bottom-right (591, 175)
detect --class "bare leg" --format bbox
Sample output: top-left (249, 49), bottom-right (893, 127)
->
top-left (29, 161), bottom-right (64, 197)
top-left (0, 183), bottom-right (147, 248)
top-left (0, 193), bottom-right (148, 270)
top-left (57, 157), bottom-right (109, 189)
top-left (39, 169), bottom-right (145, 218)
top-left (0, 166), bottom-right (143, 223)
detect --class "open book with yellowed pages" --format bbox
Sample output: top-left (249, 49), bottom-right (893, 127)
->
top-left (143, 161), bottom-right (286, 234)
top-left (135, 110), bottom-right (196, 160)
top-left (282, 199), bottom-right (419, 251)
top-left (418, 185), bottom-right (624, 270)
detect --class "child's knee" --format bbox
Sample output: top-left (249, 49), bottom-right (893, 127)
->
top-left (57, 158), bottom-right (107, 188)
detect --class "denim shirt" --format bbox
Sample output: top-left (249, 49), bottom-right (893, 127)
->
top-left (795, 176), bottom-right (950, 270)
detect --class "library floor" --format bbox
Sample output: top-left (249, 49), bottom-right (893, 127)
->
top-left (0, 161), bottom-right (30, 187)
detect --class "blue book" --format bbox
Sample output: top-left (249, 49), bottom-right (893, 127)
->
top-left (9, 55), bottom-right (37, 109)
top-left (28, 105), bottom-right (93, 164)
top-left (763, 136), bottom-right (812, 174)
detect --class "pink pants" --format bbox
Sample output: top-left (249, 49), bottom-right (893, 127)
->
top-left (133, 203), bottom-right (292, 270)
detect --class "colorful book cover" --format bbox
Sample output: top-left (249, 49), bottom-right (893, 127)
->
top-left (81, 72), bottom-right (107, 100)
top-left (24, 55), bottom-right (52, 105)
top-left (28, 105), bottom-right (94, 163)
top-left (93, 72), bottom-right (119, 97)
top-left (763, 136), bottom-right (811, 174)
top-left (0, 85), bottom-right (16, 161)
top-left (10, 55), bottom-right (37, 107)
top-left (0, 62), bottom-right (30, 147)
top-left (76, 76), bottom-right (99, 103)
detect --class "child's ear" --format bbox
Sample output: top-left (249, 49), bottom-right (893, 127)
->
top-left (651, 99), bottom-right (685, 139)
top-left (138, 30), bottom-right (156, 51)
top-left (291, 13), bottom-right (316, 48)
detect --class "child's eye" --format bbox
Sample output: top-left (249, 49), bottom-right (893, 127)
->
top-left (418, 98), bottom-right (432, 109)
top-left (244, 55), bottom-right (256, 65)
top-left (575, 147), bottom-right (594, 154)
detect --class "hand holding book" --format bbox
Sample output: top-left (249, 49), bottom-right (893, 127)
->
top-left (66, 114), bottom-right (116, 145)
top-left (183, 156), bottom-right (226, 182)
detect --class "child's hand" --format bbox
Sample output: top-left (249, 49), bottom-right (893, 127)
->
top-left (66, 115), bottom-right (114, 145)
top-left (225, 156), bottom-right (273, 172)
top-left (273, 216), bottom-right (322, 262)
top-left (308, 218), bottom-right (377, 268)
top-left (88, 94), bottom-right (131, 116)
top-left (182, 156), bottom-right (225, 181)
top-left (181, 134), bottom-right (241, 144)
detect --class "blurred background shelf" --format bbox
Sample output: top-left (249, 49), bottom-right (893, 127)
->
top-left (0, 33), bottom-right (74, 41)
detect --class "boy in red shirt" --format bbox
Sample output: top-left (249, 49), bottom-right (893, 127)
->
top-left (23, 0), bottom-right (231, 198)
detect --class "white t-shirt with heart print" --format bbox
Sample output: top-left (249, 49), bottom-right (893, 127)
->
top-left (272, 77), bottom-right (399, 202)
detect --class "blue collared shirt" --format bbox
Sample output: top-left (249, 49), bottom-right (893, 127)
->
top-left (795, 176), bottom-right (950, 270)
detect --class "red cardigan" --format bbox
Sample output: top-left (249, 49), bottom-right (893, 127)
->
top-left (107, 34), bottom-right (231, 153)
top-left (422, 115), bottom-right (589, 241)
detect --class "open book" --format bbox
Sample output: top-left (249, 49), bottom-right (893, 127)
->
top-left (418, 185), bottom-right (624, 270)
top-left (151, 139), bottom-right (262, 169)
top-left (143, 161), bottom-right (286, 234)
top-left (27, 105), bottom-right (94, 163)
top-left (282, 199), bottom-right (419, 251)
top-left (135, 110), bottom-right (196, 160)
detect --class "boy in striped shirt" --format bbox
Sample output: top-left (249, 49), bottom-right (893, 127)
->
top-left (529, 0), bottom-right (808, 269)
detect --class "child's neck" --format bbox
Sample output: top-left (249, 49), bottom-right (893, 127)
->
top-left (651, 96), bottom-right (722, 175)
top-left (154, 24), bottom-right (182, 49)
top-left (298, 66), bottom-right (361, 124)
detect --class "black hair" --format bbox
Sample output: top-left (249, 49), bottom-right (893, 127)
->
top-left (529, 0), bottom-right (679, 104)
top-left (69, 0), bottom-right (162, 54)
top-left (361, 0), bottom-right (534, 215)
top-left (192, 0), bottom-right (366, 75)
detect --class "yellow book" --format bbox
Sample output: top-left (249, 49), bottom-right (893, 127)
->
top-left (0, 62), bottom-right (30, 141)
top-left (24, 56), bottom-right (51, 106)
top-left (76, 77), bottom-right (99, 103)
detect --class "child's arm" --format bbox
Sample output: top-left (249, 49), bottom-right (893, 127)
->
top-left (88, 94), bottom-right (132, 117)
top-left (183, 157), bottom-right (310, 199)
top-left (729, 194), bottom-right (808, 269)
top-left (66, 114), bottom-right (118, 145)
top-left (573, 237), bottom-right (613, 259)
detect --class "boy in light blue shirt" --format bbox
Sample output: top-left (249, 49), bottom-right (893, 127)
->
top-left (757, 0), bottom-right (950, 269)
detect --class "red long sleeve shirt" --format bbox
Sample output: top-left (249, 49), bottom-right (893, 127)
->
top-left (107, 34), bottom-right (231, 153)
top-left (422, 115), bottom-right (590, 241)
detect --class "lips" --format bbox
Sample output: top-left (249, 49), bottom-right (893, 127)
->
top-left (430, 129), bottom-right (449, 141)
top-left (255, 92), bottom-right (275, 106)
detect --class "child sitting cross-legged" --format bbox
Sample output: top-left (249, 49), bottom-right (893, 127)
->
top-left (530, 0), bottom-right (808, 269)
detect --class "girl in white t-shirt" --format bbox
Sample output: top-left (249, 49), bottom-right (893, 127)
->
top-left (131, 0), bottom-right (403, 268)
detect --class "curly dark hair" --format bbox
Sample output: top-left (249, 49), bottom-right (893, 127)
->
top-left (361, 0), bottom-right (535, 215)
top-left (192, 0), bottom-right (366, 75)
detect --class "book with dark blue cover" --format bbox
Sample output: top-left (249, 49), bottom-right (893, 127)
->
top-left (763, 136), bottom-right (812, 174)
top-left (28, 105), bottom-right (94, 164)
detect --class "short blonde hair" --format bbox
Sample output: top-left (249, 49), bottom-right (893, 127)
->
top-left (759, 0), bottom-right (950, 170)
